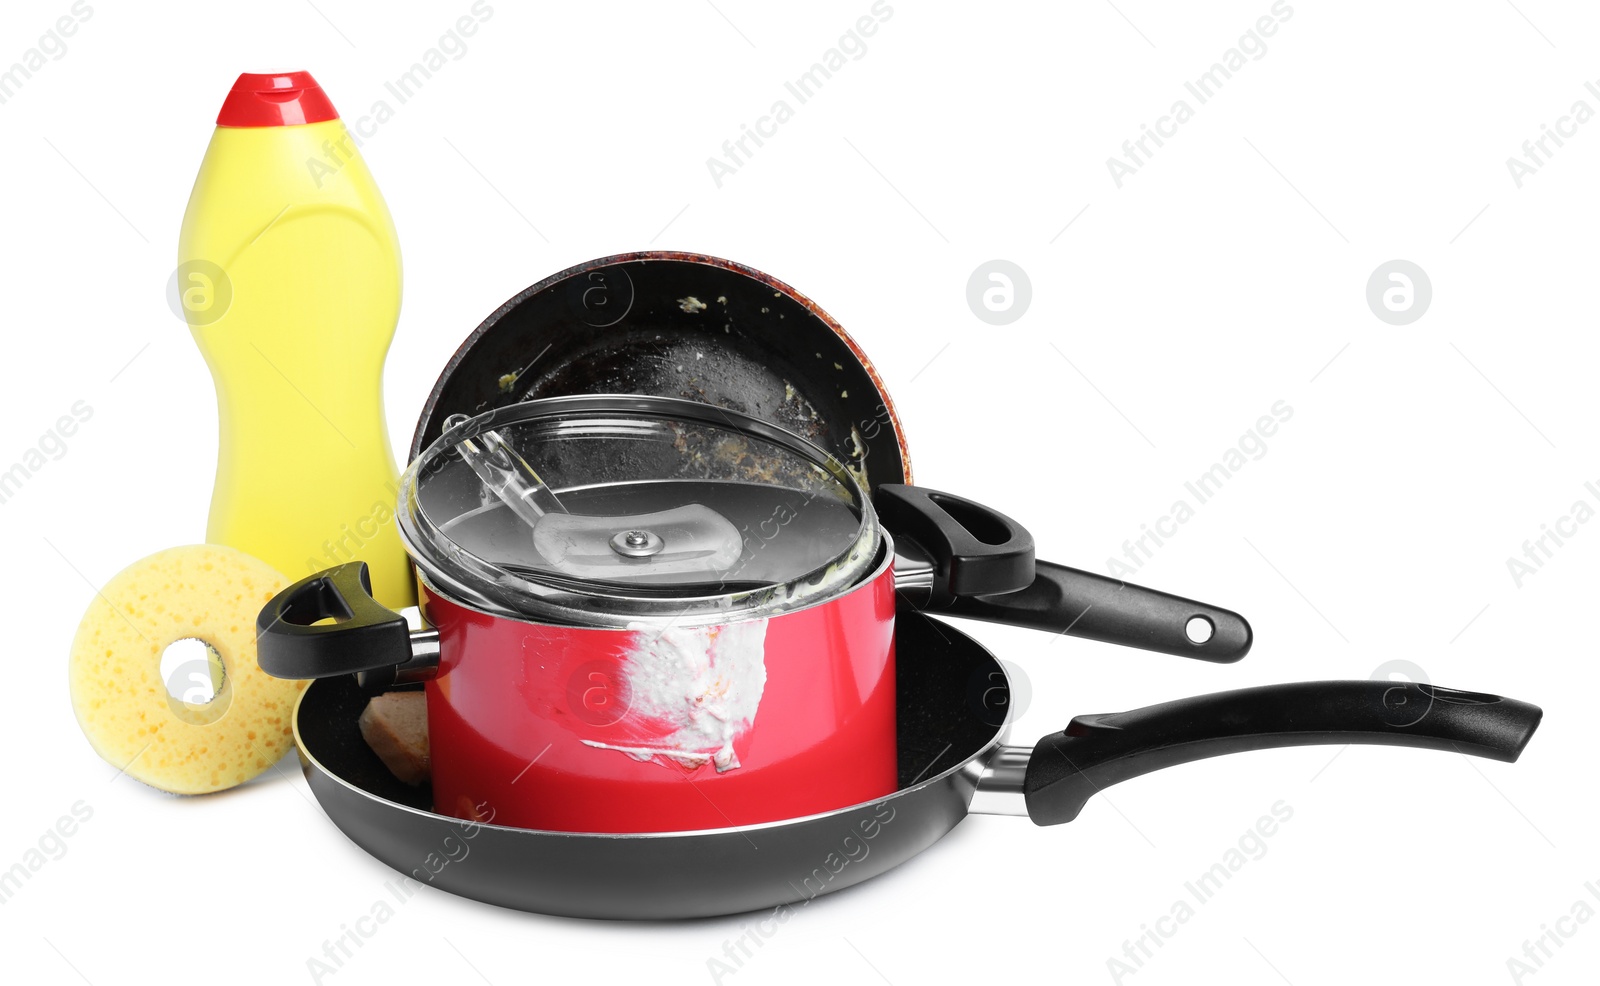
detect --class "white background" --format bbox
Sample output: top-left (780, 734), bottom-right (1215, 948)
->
top-left (1, 1), bottom-right (1594, 983)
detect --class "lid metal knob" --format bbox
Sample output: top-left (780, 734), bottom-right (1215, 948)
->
top-left (610, 529), bottom-right (664, 558)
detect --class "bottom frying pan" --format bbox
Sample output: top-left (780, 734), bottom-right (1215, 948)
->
top-left (293, 609), bottom-right (1541, 920)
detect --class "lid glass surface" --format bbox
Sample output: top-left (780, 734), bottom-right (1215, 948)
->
top-left (398, 395), bottom-right (880, 626)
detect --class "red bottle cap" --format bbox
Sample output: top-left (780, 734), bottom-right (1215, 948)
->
top-left (216, 71), bottom-right (339, 127)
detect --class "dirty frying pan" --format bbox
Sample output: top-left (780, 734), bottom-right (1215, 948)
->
top-left (292, 607), bottom-right (1541, 920)
top-left (412, 252), bottom-right (1251, 662)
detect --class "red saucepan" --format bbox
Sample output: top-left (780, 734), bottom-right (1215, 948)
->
top-left (259, 395), bottom-right (1244, 832)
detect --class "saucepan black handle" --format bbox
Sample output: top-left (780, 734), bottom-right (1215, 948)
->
top-left (1025, 681), bottom-right (1543, 826)
top-left (874, 483), bottom-right (1037, 600)
top-left (875, 484), bottom-right (1251, 663)
top-left (257, 562), bottom-right (412, 681)
top-left (943, 562), bottom-right (1252, 663)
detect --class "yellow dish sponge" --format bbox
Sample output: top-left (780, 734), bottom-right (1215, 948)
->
top-left (69, 544), bottom-right (307, 794)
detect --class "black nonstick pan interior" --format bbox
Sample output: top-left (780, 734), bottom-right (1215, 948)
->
top-left (411, 252), bottom-right (911, 491)
top-left (293, 606), bottom-right (1003, 920)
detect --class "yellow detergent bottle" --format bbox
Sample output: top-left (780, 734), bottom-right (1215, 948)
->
top-left (179, 71), bottom-right (414, 608)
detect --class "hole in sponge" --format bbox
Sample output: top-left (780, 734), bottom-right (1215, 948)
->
top-left (161, 638), bottom-right (232, 725)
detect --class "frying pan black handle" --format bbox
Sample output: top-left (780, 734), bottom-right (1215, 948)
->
top-left (939, 561), bottom-right (1252, 663)
top-left (1024, 681), bottom-right (1543, 826)
top-left (257, 562), bottom-right (413, 682)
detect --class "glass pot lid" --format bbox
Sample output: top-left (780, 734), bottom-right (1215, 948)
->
top-left (397, 395), bottom-right (881, 626)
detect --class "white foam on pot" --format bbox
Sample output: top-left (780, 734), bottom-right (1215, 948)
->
top-left (582, 620), bottom-right (769, 771)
